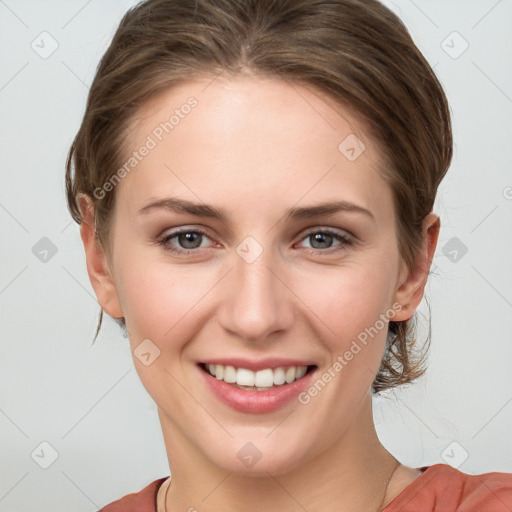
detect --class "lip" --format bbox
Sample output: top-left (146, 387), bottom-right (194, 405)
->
top-left (197, 363), bottom-right (318, 414)
top-left (200, 357), bottom-right (317, 372)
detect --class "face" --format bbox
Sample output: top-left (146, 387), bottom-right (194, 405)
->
top-left (86, 74), bottom-right (425, 476)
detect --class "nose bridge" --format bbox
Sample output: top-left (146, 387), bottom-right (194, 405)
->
top-left (218, 237), bottom-right (293, 341)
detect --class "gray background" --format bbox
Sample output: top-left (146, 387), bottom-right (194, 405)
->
top-left (1, 0), bottom-right (511, 510)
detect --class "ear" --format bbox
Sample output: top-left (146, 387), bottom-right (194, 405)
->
top-left (77, 194), bottom-right (124, 319)
top-left (392, 212), bottom-right (440, 322)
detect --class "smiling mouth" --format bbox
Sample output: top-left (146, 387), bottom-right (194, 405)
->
top-left (198, 363), bottom-right (317, 391)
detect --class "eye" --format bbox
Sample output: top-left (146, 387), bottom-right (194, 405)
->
top-left (297, 228), bottom-right (354, 254)
top-left (156, 226), bottom-right (355, 257)
top-left (157, 227), bottom-right (214, 255)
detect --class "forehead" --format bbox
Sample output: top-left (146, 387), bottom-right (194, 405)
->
top-left (116, 74), bottom-right (393, 225)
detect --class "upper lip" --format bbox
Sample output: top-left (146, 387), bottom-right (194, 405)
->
top-left (200, 358), bottom-right (317, 372)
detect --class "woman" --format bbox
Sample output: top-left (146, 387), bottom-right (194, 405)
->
top-left (65, 0), bottom-right (512, 510)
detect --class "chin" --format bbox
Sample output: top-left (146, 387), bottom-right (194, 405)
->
top-left (206, 438), bottom-right (307, 478)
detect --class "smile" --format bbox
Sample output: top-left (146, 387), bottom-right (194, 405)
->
top-left (199, 363), bottom-right (317, 391)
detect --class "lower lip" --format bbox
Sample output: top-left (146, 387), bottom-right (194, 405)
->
top-left (198, 365), bottom-right (317, 414)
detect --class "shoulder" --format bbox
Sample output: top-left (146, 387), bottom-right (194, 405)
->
top-left (384, 464), bottom-right (512, 512)
top-left (99, 477), bottom-right (168, 512)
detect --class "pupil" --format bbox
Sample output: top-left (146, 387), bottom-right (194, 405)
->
top-left (311, 233), bottom-right (332, 249)
top-left (179, 232), bottom-right (201, 249)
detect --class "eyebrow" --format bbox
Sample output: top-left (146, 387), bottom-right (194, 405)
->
top-left (137, 197), bottom-right (375, 222)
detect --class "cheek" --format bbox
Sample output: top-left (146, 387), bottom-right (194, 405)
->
top-left (296, 260), bottom-right (398, 341)
top-left (116, 259), bottom-right (213, 341)
top-left (114, 258), bottom-right (215, 397)
top-left (291, 253), bottom-right (400, 399)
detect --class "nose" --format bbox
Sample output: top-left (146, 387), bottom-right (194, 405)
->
top-left (216, 242), bottom-right (295, 343)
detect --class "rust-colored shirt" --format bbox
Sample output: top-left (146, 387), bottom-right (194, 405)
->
top-left (99, 464), bottom-right (512, 511)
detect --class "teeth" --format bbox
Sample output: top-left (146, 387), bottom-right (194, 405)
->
top-left (237, 368), bottom-right (255, 386)
top-left (204, 363), bottom-right (310, 389)
top-left (296, 366), bottom-right (307, 379)
top-left (254, 369), bottom-right (274, 387)
top-left (285, 366), bottom-right (296, 383)
top-left (273, 367), bottom-right (285, 385)
top-left (223, 365), bottom-right (237, 383)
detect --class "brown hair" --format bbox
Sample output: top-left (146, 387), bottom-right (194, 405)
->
top-left (65, 0), bottom-right (452, 393)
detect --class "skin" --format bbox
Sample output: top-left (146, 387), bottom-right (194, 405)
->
top-left (79, 74), bottom-right (440, 512)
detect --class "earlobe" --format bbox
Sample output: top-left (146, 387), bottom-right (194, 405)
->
top-left (78, 194), bottom-right (124, 319)
top-left (392, 213), bottom-right (440, 322)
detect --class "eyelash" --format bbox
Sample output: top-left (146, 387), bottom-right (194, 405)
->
top-left (156, 227), bottom-right (355, 256)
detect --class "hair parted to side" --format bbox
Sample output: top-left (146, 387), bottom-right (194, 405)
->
top-left (65, 0), bottom-right (452, 394)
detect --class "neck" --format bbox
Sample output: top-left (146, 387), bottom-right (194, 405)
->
top-left (158, 395), bottom-right (400, 512)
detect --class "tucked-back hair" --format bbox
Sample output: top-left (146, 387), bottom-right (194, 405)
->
top-left (65, 0), bottom-right (452, 393)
